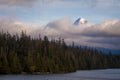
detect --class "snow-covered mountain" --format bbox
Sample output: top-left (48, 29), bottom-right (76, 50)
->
top-left (74, 17), bottom-right (93, 27)
top-left (74, 18), bottom-right (87, 25)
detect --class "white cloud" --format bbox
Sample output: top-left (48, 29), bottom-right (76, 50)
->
top-left (82, 19), bottom-right (120, 37)
top-left (44, 18), bottom-right (120, 49)
top-left (0, 17), bottom-right (120, 49)
top-left (0, 17), bottom-right (43, 36)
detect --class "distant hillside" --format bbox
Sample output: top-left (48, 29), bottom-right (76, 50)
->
top-left (95, 47), bottom-right (120, 54)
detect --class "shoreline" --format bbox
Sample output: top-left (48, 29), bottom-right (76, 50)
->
top-left (1, 68), bottom-right (120, 75)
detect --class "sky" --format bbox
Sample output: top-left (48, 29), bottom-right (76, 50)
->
top-left (0, 0), bottom-right (120, 50)
top-left (0, 0), bottom-right (120, 23)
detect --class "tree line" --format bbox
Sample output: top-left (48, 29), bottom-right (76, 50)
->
top-left (0, 31), bottom-right (120, 74)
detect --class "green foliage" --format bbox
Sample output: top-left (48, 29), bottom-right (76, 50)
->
top-left (0, 31), bottom-right (120, 74)
top-left (0, 50), bottom-right (10, 74)
top-left (8, 51), bottom-right (22, 73)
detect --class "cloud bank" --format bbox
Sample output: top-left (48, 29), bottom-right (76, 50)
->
top-left (82, 19), bottom-right (120, 37)
top-left (0, 17), bottom-right (120, 49)
top-left (44, 18), bottom-right (120, 49)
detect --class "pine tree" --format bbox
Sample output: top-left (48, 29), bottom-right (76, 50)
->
top-left (8, 51), bottom-right (22, 73)
top-left (0, 51), bottom-right (10, 74)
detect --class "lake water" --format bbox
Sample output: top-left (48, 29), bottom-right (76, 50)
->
top-left (0, 69), bottom-right (120, 80)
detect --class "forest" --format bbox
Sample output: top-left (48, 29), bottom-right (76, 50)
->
top-left (0, 31), bottom-right (120, 74)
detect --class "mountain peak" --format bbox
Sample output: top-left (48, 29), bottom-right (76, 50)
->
top-left (74, 17), bottom-right (87, 25)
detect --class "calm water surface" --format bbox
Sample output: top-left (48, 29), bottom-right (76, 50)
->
top-left (0, 69), bottom-right (120, 80)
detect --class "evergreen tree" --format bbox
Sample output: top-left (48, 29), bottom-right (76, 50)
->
top-left (8, 51), bottom-right (22, 73)
top-left (0, 31), bottom-right (120, 74)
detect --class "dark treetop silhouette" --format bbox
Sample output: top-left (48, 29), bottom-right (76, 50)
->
top-left (0, 31), bottom-right (120, 74)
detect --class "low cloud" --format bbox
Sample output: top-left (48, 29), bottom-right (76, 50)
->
top-left (0, 17), bottom-right (120, 49)
top-left (82, 20), bottom-right (120, 37)
top-left (0, 17), bottom-right (43, 36)
top-left (45, 18), bottom-right (120, 49)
